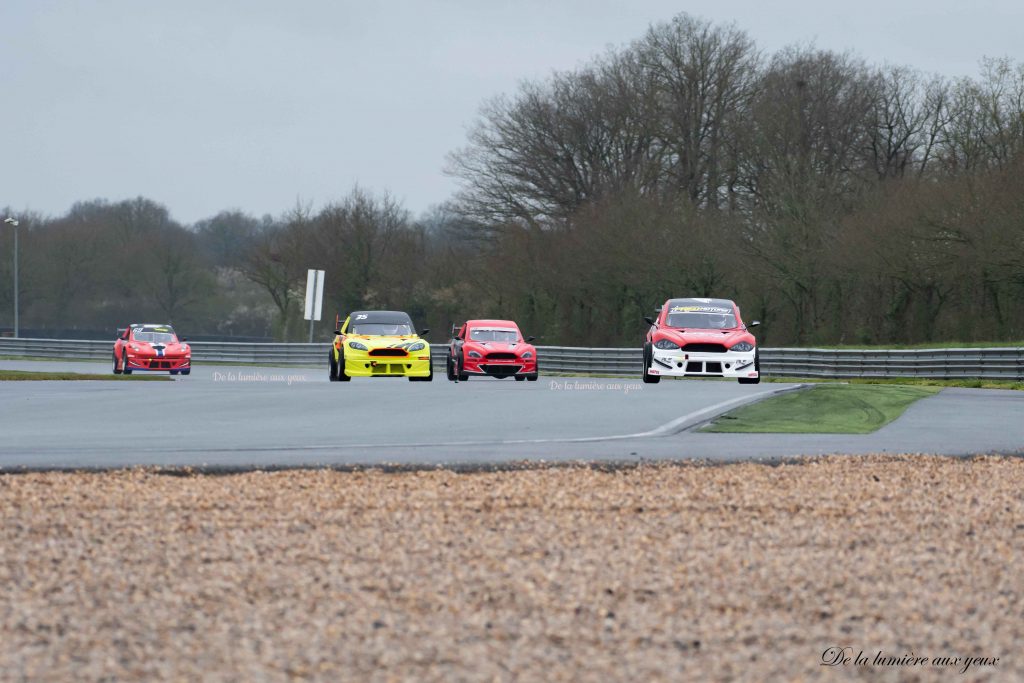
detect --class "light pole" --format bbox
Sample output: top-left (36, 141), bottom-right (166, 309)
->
top-left (3, 217), bottom-right (18, 338)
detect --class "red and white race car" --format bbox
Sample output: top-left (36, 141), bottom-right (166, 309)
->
top-left (447, 319), bottom-right (538, 381)
top-left (113, 323), bottom-right (191, 375)
top-left (643, 298), bottom-right (760, 384)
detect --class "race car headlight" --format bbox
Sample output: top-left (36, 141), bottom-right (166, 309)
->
top-left (730, 341), bottom-right (755, 352)
top-left (468, 350), bottom-right (482, 358)
top-left (521, 351), bottom-right (533, 359)
top-left (349, 341), bottom-right (368, 351)
top-left (407, 342), bottom-right (426, 352)
top-left (654, 339), bottom-right (680, 350)
top-left (129, 344), bottom-right (140, 351)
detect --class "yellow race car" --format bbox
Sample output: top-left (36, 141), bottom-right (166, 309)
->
top-left (329, 310), bottom-right (432, 382)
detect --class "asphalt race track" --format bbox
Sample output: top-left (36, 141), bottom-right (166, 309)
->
top-left (1, 360), bottom-right (1023, 469)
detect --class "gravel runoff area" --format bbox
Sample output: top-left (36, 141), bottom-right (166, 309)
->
top-left (1, 456), bottom-right (1020, 682)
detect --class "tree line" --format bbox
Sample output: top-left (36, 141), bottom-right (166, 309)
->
top-left (2, 13), bottom-right (1023, 346)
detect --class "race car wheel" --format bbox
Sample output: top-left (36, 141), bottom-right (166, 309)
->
top-left (515, 375), bottom-right (526, 381)
top-left (526, 360), bottom-right (539, 381)
top-left (329, 349), bottom-right (339, 381)
top-left (738, 349), bottom-right (761, 384)
top-left (457, 352), bottom-right (469, 381)
top-left (181, 368), bottom-right (190, 376)
top-left (113, 352), bottom-right (122, 375)
top-left (642, 343), bottom-right (660, 384)
top-left (122, 352), bottom-right (133, 375)
top-left (446, 354), bottom-right (457, 381)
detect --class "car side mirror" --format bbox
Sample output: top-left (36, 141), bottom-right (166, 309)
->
top-left (643, 316), bottom-right (655, 326)
top-left (116, 328), bottom-right (126, 338)
top-left (526, 336), bottom-right (535, 342)
top-left (748, 321), bottom-right (760, 328)
top-left (334, 329), bottom-right (342, 335)
top-left (420, 329), bottom-right (430, 336)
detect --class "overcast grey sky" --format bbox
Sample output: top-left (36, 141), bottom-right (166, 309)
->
top-left (2, 0), bottom-right (1022, 225)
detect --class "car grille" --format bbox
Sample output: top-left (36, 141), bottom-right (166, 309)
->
top-left (486, 352), bottom-right (517, 360)
top-left (369, 348), bottom-right (408, 357)
top-left (685, 361), bottom-right (723, 375)
top-left (371, 363), bottom-right (406, 374)
top-left (482, 364), bottom-right (523, 377)
top-left (681, 343), bottom-right (727, 353)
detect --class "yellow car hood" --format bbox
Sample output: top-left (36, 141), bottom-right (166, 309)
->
top-left (345, 334), bottom-right (427, 350)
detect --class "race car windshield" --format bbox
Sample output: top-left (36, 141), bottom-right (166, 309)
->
top-left (134, 331), bottom-right (176, 343)
top-left (349, 323), bottom-right (413, 336)
top-left (666, 312), bottom-right (737, 329)
top-left (469, 329), bottom-right (519, 342)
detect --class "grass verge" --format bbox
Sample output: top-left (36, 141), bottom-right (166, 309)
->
top-left (0, 370), bottom-right (170, 381)
top-left (764, 376), bottom-right (1024, 391)
top-left (702, 383), bottom-right (939, 433)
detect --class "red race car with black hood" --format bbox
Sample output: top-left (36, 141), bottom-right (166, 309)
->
top-left (447, 319), bottom-right (538, 381)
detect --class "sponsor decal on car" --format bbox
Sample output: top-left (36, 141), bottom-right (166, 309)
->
top-left (670, 305), bottom-right (732, 314)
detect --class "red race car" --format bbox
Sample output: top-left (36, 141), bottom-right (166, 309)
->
top-left (113, 323), bottom-right (191, 375)
top-left (447, 319), bottom-right (538, 381)
top-left (643, 298), bottom-right (760, 384)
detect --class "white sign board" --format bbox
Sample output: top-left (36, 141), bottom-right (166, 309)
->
top-left (303, 269), bottom-right (325, 321)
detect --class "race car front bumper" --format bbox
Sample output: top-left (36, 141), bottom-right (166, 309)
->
top-left (343, 355), bottom-right (432, 377)
top-left (462, 357), bottom-right (537, 378)
top-left (126, 355), bottom-right (191, 371)
top-left (647, 348), bottom-right (757, 380)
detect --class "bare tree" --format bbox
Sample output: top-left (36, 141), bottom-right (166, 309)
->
top-left (447, 48), bottom-right (660, 228)
top-left (312, 187), bottom-right (411, 314)
top-left (867, 66), bottom-right (935, 179)
top-left (241, 204), bottom-right (311, 341)
top-left (738, 47), bottom-right (877, 341)
top-left (637, 14), bottom-right (760, 208)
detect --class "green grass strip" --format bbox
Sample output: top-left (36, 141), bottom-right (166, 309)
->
top-left (0, 370), bottom-right (170, 381)
top-left (764, 376), bottom-right (1024, 391)
top-left (702, 383), bottom-right (940, 434)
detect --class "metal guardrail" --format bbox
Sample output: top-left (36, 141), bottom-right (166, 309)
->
top-left (762, 347), bottom-right (1024, 380)
top-left (1, 338), bottom-right (1022, 380)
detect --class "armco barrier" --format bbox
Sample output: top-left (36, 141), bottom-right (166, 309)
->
top-left (1, 338), bottom-right (1022, 380)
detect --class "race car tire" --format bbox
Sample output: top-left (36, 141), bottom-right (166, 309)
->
top-left (170, 370), bottom-right (179, 375)
top-left (515, 375), bottom-right (526, 381)
top-left (329, 349), bottom-right (339, 381)
top-left (446, 354), bottom-right (457, 381)
top-left (457, 352), bottom-right (469, 381)
top-left (642, 343), bottom-right (660, 384)
top-left (113, 352), bottom-right (122, 375)
top-left (738, 349), bottom-right (761, 385)
top-left (526, 360), bottom-right (539, 381)
top-left (122, 352), bottom-right (133, 375)
top-left (181, 368), bottom-right (191, 376)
